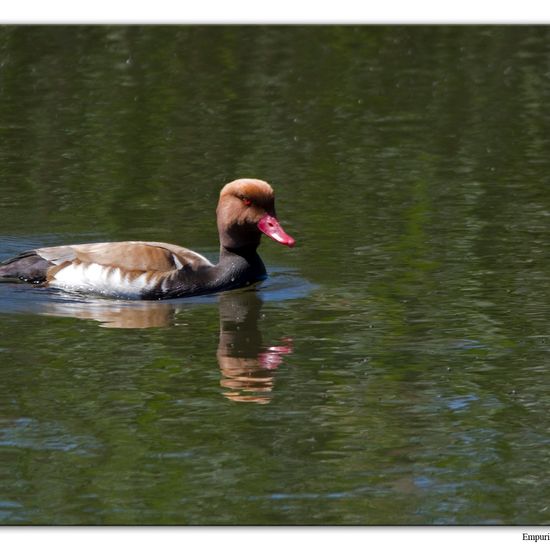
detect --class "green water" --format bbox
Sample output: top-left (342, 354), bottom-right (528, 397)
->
top-left (1, 25), bottom-right (550, 525)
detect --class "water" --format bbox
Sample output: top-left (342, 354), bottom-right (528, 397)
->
top-left (1, 25), bottom-right (550, 525)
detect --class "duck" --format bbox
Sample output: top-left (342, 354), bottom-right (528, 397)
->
top-left (0, 178), bottom-right (295, 300)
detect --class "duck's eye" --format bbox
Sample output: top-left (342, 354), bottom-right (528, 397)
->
top-left (242, 197), bottom-right (252, 206)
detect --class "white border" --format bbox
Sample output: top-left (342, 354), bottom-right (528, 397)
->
top-left (0, 526), bottom-right (542, 550)
top-left (1, 0), bottom-right (550, 24)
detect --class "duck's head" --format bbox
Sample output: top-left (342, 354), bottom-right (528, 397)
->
top-left (216, 178), bottom-right (295, 250)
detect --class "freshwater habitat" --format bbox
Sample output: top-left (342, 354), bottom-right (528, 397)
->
top-left (0, 25), bottom-right (550, 525)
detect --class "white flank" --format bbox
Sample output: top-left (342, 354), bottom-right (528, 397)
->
top-left (49, 263), bottom-right (157, 299)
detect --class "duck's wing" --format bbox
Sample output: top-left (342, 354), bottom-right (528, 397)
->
top-left (36, 241), bottom-right (214, 273)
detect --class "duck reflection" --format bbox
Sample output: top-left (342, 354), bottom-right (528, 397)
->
top-left (39, 290), bottom-right (293, 404)
top-left (41, 298), bottom-right (177, 328)
top-left (217, 291), bottom-right (293, 404)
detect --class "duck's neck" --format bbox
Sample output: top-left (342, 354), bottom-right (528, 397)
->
top-left (209, 244), bottom-right (267, 291)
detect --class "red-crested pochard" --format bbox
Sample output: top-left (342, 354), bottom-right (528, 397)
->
top-left (0, 179), bottom-right (295, 300)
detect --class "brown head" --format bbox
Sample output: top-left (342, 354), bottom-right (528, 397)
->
top-left (216, 178), bottom-right (295, 250)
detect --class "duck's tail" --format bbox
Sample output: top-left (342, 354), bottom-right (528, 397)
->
top-left (0, 250), bottom-right (52, 283)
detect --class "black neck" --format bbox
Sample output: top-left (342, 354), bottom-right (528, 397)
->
top-left (210, 245), bottom-right (267, 290)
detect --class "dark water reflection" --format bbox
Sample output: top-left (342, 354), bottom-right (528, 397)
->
top-left (1, 25), bottom-right (550, 524)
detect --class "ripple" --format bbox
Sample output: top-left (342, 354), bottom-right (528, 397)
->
top-left (0, 417), bottom-right (102, 456)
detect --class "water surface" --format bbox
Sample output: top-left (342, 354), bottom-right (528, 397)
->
top-left (1, 25), bottom-right (550, 525)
